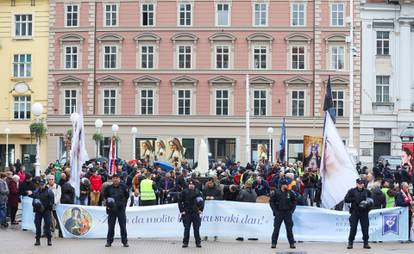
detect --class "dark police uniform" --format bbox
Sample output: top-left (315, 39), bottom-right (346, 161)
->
top-left (344, 179), bottom-right (372, 249)
top-left (32, 179), bottom-right (54, 246)
top-left (102, 175), bottom-right (129, 247)
top-left (269, 179), bottom-right (297, 249)
top-left (178, 181), bottom-right (204, 248)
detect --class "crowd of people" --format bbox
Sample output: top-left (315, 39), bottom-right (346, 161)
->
top-left (0, 157), bottom-right (413, 243)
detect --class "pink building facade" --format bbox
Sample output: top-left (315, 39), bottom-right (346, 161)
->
top-left (47, 0), bottom-right (361, 165)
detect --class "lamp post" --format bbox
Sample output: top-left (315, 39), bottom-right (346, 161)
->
top-left (267, 127), bottom-right (274, 163)
top-left (111, 124), bottom-right (119, 158)
top-left (400, 123), bottom-right (414, 143)
top-left (131, 127), bottom-right (138, 159)
top-left (94, 119), bottom-right (103, 157)
top-left (4, 128), bottom-right (11, 168)
top-left (31, 103), bottom-right (44, 176)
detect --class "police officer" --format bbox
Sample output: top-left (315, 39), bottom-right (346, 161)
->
top-left (178, 179), bottom-right (204, 248)
top-left (344, 178), bottom-right (373, 249)
top-left (269, 177), bottom-right (296, 249)
top-left (32, 177), bottom-right (54, 246)
top-left (103, 173), bottom-right (129, 247)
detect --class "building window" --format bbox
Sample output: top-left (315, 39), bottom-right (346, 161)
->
top-left (291, 90), bottom-right (305, 116)
top-left (253, 90), bottom-right (266, 116)
top-left (14, 14), bottom-right (32, 37)
top-left (103, 46), bottom-right (117, 69)
top-left (331, 46), bottom-right (344, 70)
top-left (332, 91), bottom-right (344, 117)
top-left (140, 89), bottom-right (154, 115)
top-left (291, 3), bottom-right (305, 26)
top-left (65, 5), bottom-right (79, 27)
top-left (331, 3), bottom-right (344, 27)
top-left (215, 46), bottom-right (229, 69)
top-left (142, 4), bottom-right (155, 26)
top-left (104, 4), bottom-right (118, 27)
top-left (140, 46), bottom-right (154, 69)
top-left (216, 3), bottom-right (230, 26)
top-left (291, 46), bottom-right (305, 70)
top-left (64, 46), bottom-right (78, 69)
top-left (13, 96), bottom-right (31, 120)
top-left (253, 46), bottom-right (267, 69)
top-left (13, 54), bottom-right (32, 77)
top-left (179, 3), bottom-right (192, 26)
top-left (177, 89), bottom-right (191, 115)
top-left (254, 3), bottom-right (267, 26)
top-left (178, 45), bottom-right (192, 69)
top-left (376, 76), bottom-right (390, 103)
top-left (215, 90), bottom-right (229, 116)
top-left (64, 89), bottom-right (77, 115)
top-left (103, 89), bottom-right (116, 115)
top-left (376, 31), bottom-right (390, 56)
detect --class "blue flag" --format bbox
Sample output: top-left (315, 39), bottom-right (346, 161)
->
top-left (279, 118), bottom-right (286, 162)
top-left (323, 76), bottom-right (336, 123)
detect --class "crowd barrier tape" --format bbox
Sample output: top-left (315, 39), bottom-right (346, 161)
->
top-left (21, 197), bottom-right (409, 242)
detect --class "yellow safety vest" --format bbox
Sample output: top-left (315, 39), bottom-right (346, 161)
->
top-left (140, 179), bottom-right (156, 201)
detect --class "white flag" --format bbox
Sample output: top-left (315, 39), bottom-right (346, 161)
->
top-left (69, 108), bottom-right (89, 198)
top-left (320, 112), bottom-right (358, 209)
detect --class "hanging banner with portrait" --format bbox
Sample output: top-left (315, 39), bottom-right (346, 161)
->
top-left (303, 135), bottom-right (323, 171)
top-left (401, 142), bottom-right (414, 171)
top-left (257, 144), bottom-right (268, 161)
top-left (139, 140), bottom-right (155, 162)
top-left (166, 137), bottom-right (186, 169)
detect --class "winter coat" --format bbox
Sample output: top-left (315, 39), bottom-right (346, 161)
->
top-left (89, 174), bottom-right (103, 192)
top-left (7, 180), bottom-right (19, 207)
top-left (0, 179), bottom-right (9, 204)
top-left (237, 188), bottom-right (257, 203)
top-left (60, 182), bottom-right (75, 204)
top-left (19, 179), bottom-right (34, 197)
top-left (203, 185), bottom-right (222, 200)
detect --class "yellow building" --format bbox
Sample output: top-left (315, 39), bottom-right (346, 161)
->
top-left (0, 0), bottom-right (48, 173)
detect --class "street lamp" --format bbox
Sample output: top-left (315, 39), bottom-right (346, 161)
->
top-left (94, 119), bottom-right (103, 157)
top-left (31, 102), bottom-right (43, 176)
top-left (4, 128), bottom-right (11, 168)
top-left (400, 123), bottom-right (414, 142)
top-left (267, 127), bottom-right (274, 163)
top-left (111, 124), bottom-right (119, 158)
top-left (131, 127), bottom-right (138, 159)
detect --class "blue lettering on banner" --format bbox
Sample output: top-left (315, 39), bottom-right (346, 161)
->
top-left (383, 214), bottom-right (399, 235)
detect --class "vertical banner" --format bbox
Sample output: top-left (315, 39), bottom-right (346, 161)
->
top-left (401, 142), bottom-right (414, 171)
top-left (257, 144), bottom-right (268, 161)
top-left (140, 140), bottom-right (155, 162)
top-left (303, 135), bottom-right (323, 170)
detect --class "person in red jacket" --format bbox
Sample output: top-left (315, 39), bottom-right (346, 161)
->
top-left (89, 169), bottom-right (102, 206)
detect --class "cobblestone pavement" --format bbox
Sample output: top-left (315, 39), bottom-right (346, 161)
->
top-left (1, 225), bottom-right (413, 254)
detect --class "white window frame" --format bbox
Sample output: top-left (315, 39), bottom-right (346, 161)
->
top-left (13, 13), bottom-right (33, 38)
top-left (332, 90), bottom-right (345, 117)
top-left (215, 2), bottom-right (231, 27)
top-left (290, 45), bottom-right (306, 70)
top-left (140, 89), bottom-right (155, 115)
top-left (253, 89), bottom-right (267, 116)
top-left (291, 90), bottom-right (305, 116)
top-left (252, 45), bottom-right (268, 70)
top-left (103, 3), bottom-right (119, 27)
top-left (64, 4), bottom-right (80, 27)
top-left (64, 45), bottom-right (79, 69)
top-left (177, 2), bottom-right (193, 27)
top-left (252, 2), bottom-right (268, 27)
top-left (376, 31), bottom-right (390, 56)
top-left (13, 54), bottom-right (32, 78)
top-left (13, 96), bottom-right (31, 120)
top-left (102, 89), bottom-right (117, 115)
top-left (215, 89), bottom-right (230, 116)
top-left (330, 45), bottom-right (345, 70)
top-left (291, 2), bottom-right (306, 27)
top-left (177, 45), bottom-right (193, 69)
top-left (63, 89), bottom-right (78, 115)
top-left (376, 75), bottom-right (390, 103)
top-left (141, 3), bottom-right (156, 27)
top-left (177, 89), bottom-right (192, 115)
top-left (330, 2), bottom-right (345, 27)
top-left (215, 45), bottom-right (230, 69)
top-left (103, 45), bottom-right (118, 69)
top-left (140, 45), bottom-right (155, 69)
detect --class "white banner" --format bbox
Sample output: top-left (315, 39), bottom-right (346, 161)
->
top-left (21, 198), bottom-right (409, 242)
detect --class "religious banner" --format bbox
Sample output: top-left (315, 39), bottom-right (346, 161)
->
top-left (401, 142), bottom-right (414, 170)
top-left (303, 135), bottom-right (323, 170)
top-left (257, 144), bottom-right (268, 161)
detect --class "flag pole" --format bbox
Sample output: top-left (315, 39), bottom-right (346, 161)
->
top-left (245, 74), bottom-right (251, 165)
top-left (348, 0), bottom-right (356, 159)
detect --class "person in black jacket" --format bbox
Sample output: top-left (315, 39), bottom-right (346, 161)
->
top-left (19, 173), bottom-right (34, 197)
top-left (302, 168), bottom-right (317, 206)
top-left (269, 178), bottom-right (296, 249)
top-left (223, 185), bottom-right (239, 201)
top-left (32, 178), bottom-right (54, 246)
top-left (395, 182), bottom-right (414, 241)
top-left (178, 179), bottom-right (204, 248)
top-left (344, 178), bottom-right (373, 249)
top-left (102, 173), bottom-right (129, 247)
top-left (60, 180), bottom-right (75, 204)
top-left (203, 178), bottom-right (222, 200)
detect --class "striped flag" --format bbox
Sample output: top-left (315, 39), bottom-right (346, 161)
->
top-left (108, 136), bottom-right (117, 176)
